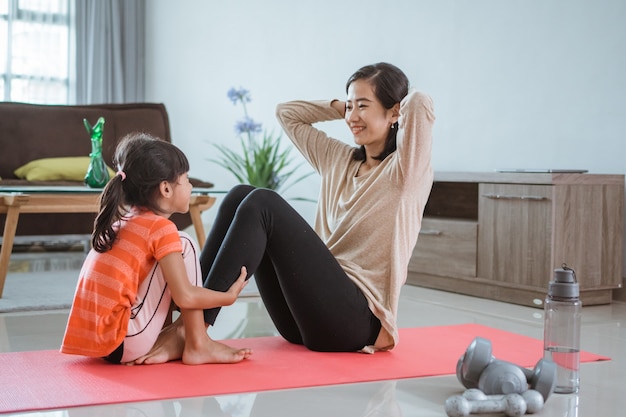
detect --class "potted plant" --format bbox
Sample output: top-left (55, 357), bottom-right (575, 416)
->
top-left (210, 87), bottom-right (313, 195)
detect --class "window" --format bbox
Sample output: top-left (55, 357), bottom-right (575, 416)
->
top-left (0, 0), bottom-right (70, 104)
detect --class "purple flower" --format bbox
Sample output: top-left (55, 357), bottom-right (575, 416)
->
top-left (227, 87), bottom-right (251, 105)
top-left (234, 116), bottom-right (262, 135)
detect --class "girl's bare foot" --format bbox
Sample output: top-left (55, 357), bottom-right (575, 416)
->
top-left (183, 337), bottom-right (253, 365)
top-left (131, 319), bottom-right (185, 365)
top-left (130, 319), bottom-right (252, 365)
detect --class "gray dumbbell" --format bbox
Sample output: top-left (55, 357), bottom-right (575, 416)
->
top-left (445, 393), bottom-right (526, 417)
top-left (445, 389), bottom-right (544, 417)
top-left (462, 389), bottom-right (544, 414)
top-left (455, 337), bottom-right (556, 400)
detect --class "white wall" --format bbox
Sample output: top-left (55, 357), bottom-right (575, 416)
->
top-left (145, 0), bottom-right (626, 270)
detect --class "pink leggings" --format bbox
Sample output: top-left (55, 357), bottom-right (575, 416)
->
top-left (116, 231), bottom-right (202, 363)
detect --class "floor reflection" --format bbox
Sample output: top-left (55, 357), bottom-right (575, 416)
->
top-left (62, 382), bottom-right (403, 417)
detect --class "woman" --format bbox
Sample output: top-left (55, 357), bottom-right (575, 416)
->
top-left (139, 62), bottom-right (434, 362)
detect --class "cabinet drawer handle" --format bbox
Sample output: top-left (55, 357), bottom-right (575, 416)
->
top-left (481, 193), bottom-right (547, 201)
top-left (419, 229), bottom-right (442, 236)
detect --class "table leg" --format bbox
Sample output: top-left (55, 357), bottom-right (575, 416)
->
top-left (188, 196), bottom-right (216, 250)
top-left (189, 206), bottom-right (205, 249)
top-left (0, 205), bottom-right (22, 298)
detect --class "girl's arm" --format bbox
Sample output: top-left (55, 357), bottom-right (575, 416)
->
top-left (158, 252), bottom-right (248, 310)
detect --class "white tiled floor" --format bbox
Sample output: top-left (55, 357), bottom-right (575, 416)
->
top-left (1, 261), bottom-right (625, 416)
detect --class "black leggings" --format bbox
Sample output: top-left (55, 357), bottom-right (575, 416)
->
top-left (200, 185), bottom-right (381, 352)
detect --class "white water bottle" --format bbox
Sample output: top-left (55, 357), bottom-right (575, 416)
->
top-left (543, 264), bottom-right (582, 393)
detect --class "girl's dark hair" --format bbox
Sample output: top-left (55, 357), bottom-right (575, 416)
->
top-left (346, 62), bottom-right (409, 162)
top-left (92, 132), bottom-right (190, 252)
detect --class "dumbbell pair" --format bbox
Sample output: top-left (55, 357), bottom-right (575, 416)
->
top-left (456, 337), bottom-right (557, 401)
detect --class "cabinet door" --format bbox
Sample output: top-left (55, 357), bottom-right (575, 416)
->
top-left (477, 184), bottom-right (553, 287)
top-left (552, 183), bottom-right (624, 289)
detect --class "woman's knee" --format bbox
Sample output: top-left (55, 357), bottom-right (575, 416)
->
top-left (240, 188), bottom-right (283, 210)
top-left (217, 184), bottom-right (257, 217)
top-left (226, 184), bottom-right (256, 204)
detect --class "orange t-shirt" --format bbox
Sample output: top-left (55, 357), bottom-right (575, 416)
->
top-left (61, 210), bottom-right (183, 357)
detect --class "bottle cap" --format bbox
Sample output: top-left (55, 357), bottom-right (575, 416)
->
top-left (548, 265), bottom-right (579, 299)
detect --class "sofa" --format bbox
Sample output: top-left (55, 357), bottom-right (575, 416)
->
top-left (0, 101), bottom-right (213, 238)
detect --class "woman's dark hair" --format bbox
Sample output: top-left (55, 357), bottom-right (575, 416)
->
top-left (346, 62), bottom-right (409, 162)
top-left (92, 132), bottom-right (190, 252)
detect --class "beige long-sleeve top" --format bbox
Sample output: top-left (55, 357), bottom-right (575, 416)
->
top-left (275, 89), bottom-right (435, 350)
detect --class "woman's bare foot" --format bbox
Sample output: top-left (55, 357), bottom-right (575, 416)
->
top-left (183, 337), bottom-right (253, 365)
top-left (131, 319), bottom-right (185, 365)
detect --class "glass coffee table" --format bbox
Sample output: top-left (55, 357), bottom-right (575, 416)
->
top-left (0, 185), bottom-right (218, 298)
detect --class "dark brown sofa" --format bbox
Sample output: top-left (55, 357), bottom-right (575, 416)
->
top-left (0, 101), bottom-right (212, 237)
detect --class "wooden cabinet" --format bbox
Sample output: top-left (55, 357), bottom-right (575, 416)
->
top-left (406, 172), bottom-right (624, 307)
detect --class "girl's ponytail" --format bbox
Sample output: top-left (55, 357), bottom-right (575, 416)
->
top-left (92, 173), bottom-right (126, 252)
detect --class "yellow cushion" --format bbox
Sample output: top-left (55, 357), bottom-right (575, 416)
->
top-left (14, 157), bottom-right (116, 182)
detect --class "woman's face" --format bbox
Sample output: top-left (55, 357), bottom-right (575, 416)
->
top-left (345, 79), bottom-right (396, 154)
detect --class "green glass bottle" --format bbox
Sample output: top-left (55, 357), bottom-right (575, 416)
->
top-left (83, 117), bottom-right (110, 188)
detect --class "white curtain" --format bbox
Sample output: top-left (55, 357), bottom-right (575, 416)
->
top-left (74, 0), bottom-right (145, 104)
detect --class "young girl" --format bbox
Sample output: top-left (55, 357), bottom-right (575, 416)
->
top-left (61, 133), bottom-right (252, 365)
top-left (133, 62), bottom-right (434, 363)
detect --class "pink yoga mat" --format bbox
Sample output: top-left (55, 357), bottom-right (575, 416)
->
top-left (0, 324), bottom-right (609, 413)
